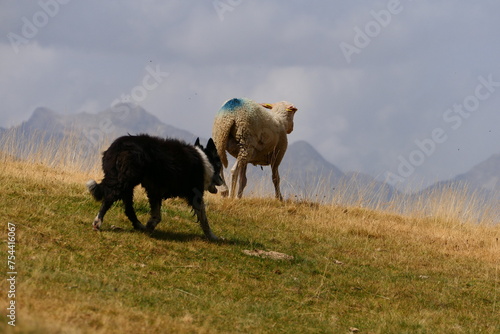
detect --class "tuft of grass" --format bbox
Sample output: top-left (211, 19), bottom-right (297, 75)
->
top-left (0, 154), bottom-right (499, 333)
top-left (0, 126), bottom-right (104, 174)
top-left (247, 166), bottom-right (499, 226)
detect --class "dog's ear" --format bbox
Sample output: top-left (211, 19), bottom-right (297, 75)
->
top-left (206, 138), bottom-right (216, 151)
top-left (194, 137), bottom-right (201, 147)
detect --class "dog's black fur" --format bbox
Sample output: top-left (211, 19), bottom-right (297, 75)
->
top-left (87, 134), bottom-right (223, 241)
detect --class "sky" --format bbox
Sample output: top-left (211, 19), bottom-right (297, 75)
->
top-left (1, 0), bottom-right (500, 190)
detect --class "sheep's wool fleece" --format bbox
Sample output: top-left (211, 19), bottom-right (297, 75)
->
top-left (212, 98), bottom-right (290, 167)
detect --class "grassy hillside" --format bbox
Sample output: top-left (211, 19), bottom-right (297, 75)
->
top-left (0, 156), bottom-right (499, 333)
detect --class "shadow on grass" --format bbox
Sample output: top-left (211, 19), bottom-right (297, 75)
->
top-left (104, 226), bottom-right (265, 248)
top-left (150, 229), bottom-right (266, 248)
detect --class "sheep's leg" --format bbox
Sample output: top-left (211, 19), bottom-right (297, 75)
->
top-left (237, 163), bottom-right (248, 199)
top-left (271, 149), bottom-right (285, 201)
top-left (230, 159), bottom-right (240, 198)
top-left (271, 166), bottom-right (283, 201)
top-left (235, 145), bottom-right (254, 198)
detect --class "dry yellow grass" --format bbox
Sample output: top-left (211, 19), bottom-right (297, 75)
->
top-left (0, 133), bottom-right (499, 333)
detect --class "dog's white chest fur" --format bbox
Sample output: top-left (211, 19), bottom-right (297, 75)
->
top-left (195, 146), bottom-right (214, 190)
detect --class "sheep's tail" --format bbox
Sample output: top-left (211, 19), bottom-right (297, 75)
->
top-left (86, 180), bottom-right (104, 201)
top-left (212, 114), bottom-right (234, 168)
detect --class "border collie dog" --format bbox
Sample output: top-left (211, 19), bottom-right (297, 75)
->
top-left (86, 134), bottom-right (223, 241)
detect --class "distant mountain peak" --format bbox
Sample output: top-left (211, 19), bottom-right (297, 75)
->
top-left (454, 153), bottom-right (500, 194)
top-left (16, 104), bottom-right (198, 144)
top-left (106, 103), bottom-right (156, 118)
top-left (23, 107), bottom-right (62, 132)
top-left (288, 140), bottom-right (331, 164)
top-left (284, 140), bottom-right (344, 179)
top-left (32, 106), bottom-right (57, 117)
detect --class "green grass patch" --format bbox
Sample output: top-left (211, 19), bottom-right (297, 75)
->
top-left (0, 159), bottom-right (498, 333)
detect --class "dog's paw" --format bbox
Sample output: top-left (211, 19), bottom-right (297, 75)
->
top-left (145, 221), bottom-right (157, 233)
top-left (133, 222), bottom-right (147, 232)
top-left (207, 232), bottom-right (223, 242)
top-left (92, 216), bottom-right (102, 231)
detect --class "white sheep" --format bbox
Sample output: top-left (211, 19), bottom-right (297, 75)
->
top-left (212, 97), bottom-right (298, 200)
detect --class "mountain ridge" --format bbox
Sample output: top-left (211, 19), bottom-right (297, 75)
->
top-left (1, 104), bottom-right (498, 203)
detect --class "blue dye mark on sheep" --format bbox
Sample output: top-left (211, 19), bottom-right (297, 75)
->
top-left (219, 98), bottom-right (242, 113)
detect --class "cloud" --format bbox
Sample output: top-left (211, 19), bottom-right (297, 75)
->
top-left (0, 42), bottom-right (58, 126)
top-left (1, 0), bottom-right (499, 188)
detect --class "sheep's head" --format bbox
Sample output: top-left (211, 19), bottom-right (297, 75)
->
top-left (261, 101), bottom-right (297, 134)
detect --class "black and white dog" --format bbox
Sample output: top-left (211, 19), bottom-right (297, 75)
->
top-left (86, 134), bottom-right (223, 241)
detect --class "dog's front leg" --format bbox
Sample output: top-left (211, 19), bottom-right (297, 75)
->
top-left (192, 198), bottom-right (219, 242)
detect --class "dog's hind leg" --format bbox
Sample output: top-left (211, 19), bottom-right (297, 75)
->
top-left (146, 194), bottom-right (162, 232)
top-left (122, 188), bottom-right (146, 231)
top-left (93, 199), bottom-right (114, 231)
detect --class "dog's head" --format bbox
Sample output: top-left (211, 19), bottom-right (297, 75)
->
top-left (195, 138), bottom-right (224, 194)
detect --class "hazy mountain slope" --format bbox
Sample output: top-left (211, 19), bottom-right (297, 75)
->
top-left (420, 154), bottom-right (500, 201)
top-left (1, 104), bottom-right (497, 204)
top-left (20, 104), bottom-right (197, 144)
top-left (454, 154), bottom-right (500, 194)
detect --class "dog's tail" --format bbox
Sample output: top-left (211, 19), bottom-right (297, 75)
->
top-left (86, 180), bottom-right (104, 201)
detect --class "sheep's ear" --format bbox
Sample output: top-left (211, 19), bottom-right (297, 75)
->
top-left (286, 105), bottom-right (297, 112)
top-left (261, 103), bottom-right (273, 109)
top-left (194, 137), bottom-right (201, 147)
